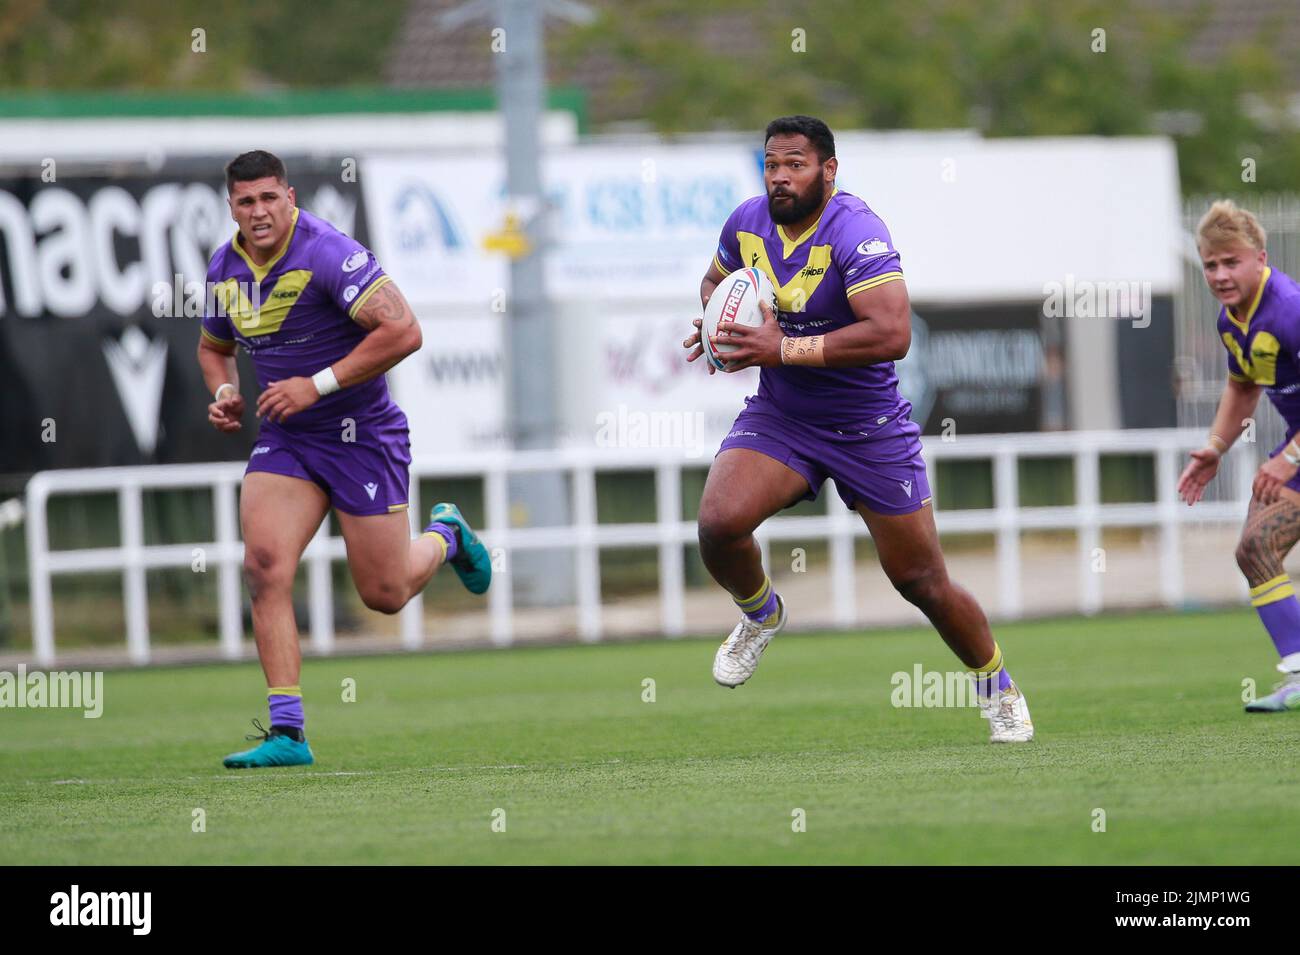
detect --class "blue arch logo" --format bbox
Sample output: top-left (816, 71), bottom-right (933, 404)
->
top-left (393, 184), bottom-right (464, 254)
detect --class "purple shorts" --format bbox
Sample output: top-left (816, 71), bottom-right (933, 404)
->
top-left (718, 398), bottom-right (932, 515)
top-left (246, 408), bottom-right (412, 517)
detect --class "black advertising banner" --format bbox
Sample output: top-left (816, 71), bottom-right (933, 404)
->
top-left (898, 303), bottom-right (1063, 434)
top-left (0, 158), bottom-right (368, 474)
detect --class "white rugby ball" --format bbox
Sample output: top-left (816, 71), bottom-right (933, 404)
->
top-left (702, 267), bottom-right (777, 371)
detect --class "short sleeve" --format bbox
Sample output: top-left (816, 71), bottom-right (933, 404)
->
top-left (834, 209), bottom-right (905, 299)
top-left (315, 229), bottom-right (391, 320)
top-left (712, 205), bottom-right (743, 276)
top-left (200, 255), bottom-right (236, 347)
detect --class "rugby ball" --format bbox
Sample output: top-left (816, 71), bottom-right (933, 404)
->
top-left (702, 267), bottom-right (777, 371)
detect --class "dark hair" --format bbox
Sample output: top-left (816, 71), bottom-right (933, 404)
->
top-left (764, 115), bottom-right (835, 162)
top-left (225, 150), bottom-right (288, 193)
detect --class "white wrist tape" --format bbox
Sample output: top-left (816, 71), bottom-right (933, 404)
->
top-left (214, 382), bottom-right (237, 401)
top-left (311, 366), bottom-right (340, 396)
top-left (1285, 441), bottom-right (1300, 466)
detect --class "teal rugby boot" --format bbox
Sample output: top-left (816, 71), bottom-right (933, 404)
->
top-left (427, 502), bottom-right (492, 595)
top-left (223, 719), bottom-right (314, 769)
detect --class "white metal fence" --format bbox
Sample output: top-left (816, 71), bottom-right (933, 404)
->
top-left (24, 427), bottom-right (1259, 666)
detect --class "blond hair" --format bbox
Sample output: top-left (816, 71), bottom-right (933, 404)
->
top-left (1196, 199), bottom-right (1267, 253)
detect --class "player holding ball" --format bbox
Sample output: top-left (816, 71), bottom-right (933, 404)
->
top-left (684, 116), bottom-right (1033, 743)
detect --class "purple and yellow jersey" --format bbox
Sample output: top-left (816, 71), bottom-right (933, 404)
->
top-left (200, 207), bottom-right (397, 431)
top-left (1217, 266), bottom-right (1300, 434)
top-left (713, 189), bottom-right (907, 426)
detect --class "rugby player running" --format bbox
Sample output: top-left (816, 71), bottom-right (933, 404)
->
top-left (684, 116), bottom-right (1032, 742)
top-left (198, 151), bottom-right (492, 768)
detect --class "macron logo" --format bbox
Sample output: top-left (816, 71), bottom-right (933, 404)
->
top-left (50, 885), bottom-right (151, 935)
top-left (900, 480), bottom-right (913, 497)
top-left (363, 482), bottom-right (378, 501)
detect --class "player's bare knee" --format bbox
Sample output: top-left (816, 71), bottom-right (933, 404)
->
top-left (893, 565), bottom-right (947, 609)
top-left (359, 583), bottom-right (407, 615)
top-left (1235, 535), bottom-right (1277, 583)
top-left (697, 503), bottom-right (756, 549)
top-left (242, 547), bottom-right (292, 602)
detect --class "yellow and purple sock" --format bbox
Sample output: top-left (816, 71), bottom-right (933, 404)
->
top-left (735, 576), bottom-right (779, 623)
top-left (972, 643), bottom-right (1013, 700)
top-left (267, 685), bottom-right (304, 733)
top-left (422, 522), bottom-right (459, 562)
top-left (1249, 575), bottom-right (1300, 666)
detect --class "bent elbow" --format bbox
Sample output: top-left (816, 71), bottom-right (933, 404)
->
top-left (891, 329), bottom-right (912, 362)
top-left (404, 324), bottom-right (423, 357)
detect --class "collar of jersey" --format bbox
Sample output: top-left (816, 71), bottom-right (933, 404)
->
top-left (775, 187), bottom-right (838, 258)
top-left (1225, 265), bottom-right (1271, 333)
top-left (231, 206), bottom-right (301, 283)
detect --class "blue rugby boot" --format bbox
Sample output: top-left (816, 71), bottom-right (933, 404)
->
top-left (223, 719), bottom-right (314, 769)
top-left (426, 502), bottom-right (492, 595)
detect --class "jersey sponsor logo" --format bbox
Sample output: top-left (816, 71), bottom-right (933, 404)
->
top-left (800, 266), bottom-right (825, 278)
top-left (363, 481), bottom-right (379, 500)
top-left (857, 238), bottom-right (889, 256)
top-left (342, 250), bottom-right (368, 272)
top-left (252, 445), bottom-right (271, 456)
top-left (343, 284), bottom-right (360, 303)
top-left (269, 288), bottom-right (301, 301)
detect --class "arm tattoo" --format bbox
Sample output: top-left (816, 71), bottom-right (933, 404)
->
top-left (352, 282), bottom-right (414, 332)
top-left (1237, 494), bottom-right (1300, 586)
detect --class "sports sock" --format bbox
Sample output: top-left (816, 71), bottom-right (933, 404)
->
top-left (422, 522), bottom-right (459, 562)
top-left (1249, 575), bottom-right (1300, 666)
top-left (267, 685), bottom-right (304, 731)
top-left (735, 576), bottom-right (779, 623)
top-left (971, 643), bottom-right (1013, 700)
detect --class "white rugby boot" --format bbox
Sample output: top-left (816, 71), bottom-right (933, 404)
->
top-left (713, 595), bottom-right (787, 688)
top-left (980, 680), bottom-right (1035, 743)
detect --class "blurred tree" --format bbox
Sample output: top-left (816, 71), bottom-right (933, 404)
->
top-left (0, 0), bottom-right (406, 91)
top-left (554, 0), bottom-right (1300, 195)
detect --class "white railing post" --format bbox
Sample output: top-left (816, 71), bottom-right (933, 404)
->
top-left (829, 495), bottom-right (856, 627)
top-left (119, 480), bottom-right (150, 665)
top-left (25, 475), bottom-right (55, 667)
top-left (307, 516), bottom-right (333, 654)
top-left (214, 477), bottom-right (243, 660)
top-left (994, 447), bottom-right (1022, 618)
top-left (1076, 445), bottom-right (1102, 616)
top-left (401, 503), bottom-right (423, 650)
top-left (573, 464), bottom-right (601, 642)
top-left (656, 462), bottom-right (685, 637)
top-left (485, 466), bottom-right (512, 646)
top-left (1155, 442), bottom-right (1184, 608)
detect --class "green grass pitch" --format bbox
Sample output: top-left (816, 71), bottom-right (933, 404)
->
top-left (3, 608), bottom-right (1298, 865)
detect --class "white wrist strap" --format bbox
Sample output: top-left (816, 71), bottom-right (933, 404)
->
top-left (214, 382), bottom-right (236, 401)
top-left (312, 366), bottom-right (340, 396)
top-left (1285, 441), bottom-right (1300, 466)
